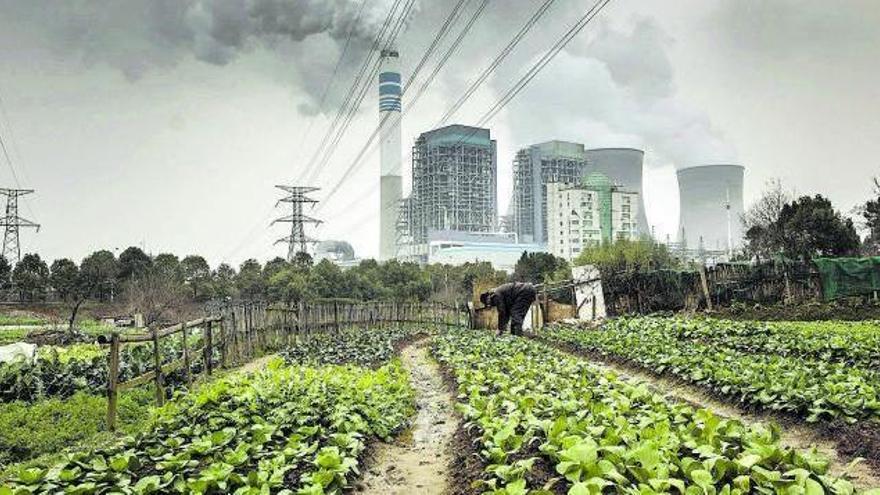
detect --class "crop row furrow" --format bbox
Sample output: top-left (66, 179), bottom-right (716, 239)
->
top-left (434, 330), bottom-right (867, 495)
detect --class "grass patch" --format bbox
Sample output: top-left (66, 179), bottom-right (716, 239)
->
top-left (0, 314), bottom-right (47, 327)
top-left (0, 387), bottom-right (153, 475)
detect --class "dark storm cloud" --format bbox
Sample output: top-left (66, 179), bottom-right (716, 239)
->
top-left (0, 0), bottom-right (733, 167)
top-left (0, 0), bottom-right (393, 78)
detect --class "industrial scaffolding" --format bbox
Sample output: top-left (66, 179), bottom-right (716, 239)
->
top-left (512, 145), bottom-right (585, 244)
top-left (408, 130), bottom-right (497, 245)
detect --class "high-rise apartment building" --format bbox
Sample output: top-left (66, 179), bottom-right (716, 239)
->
top-left (546, 173), bottom-right (640, 261)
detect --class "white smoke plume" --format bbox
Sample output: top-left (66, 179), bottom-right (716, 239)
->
top-left (492, 15), bottom-right (736, 169)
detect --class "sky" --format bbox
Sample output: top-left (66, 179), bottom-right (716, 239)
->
top-left (0, 0), bottom-right (878, 267)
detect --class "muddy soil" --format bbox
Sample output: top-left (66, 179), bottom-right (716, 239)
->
top-left (356, 341), bottom-right (457, 495)
top-left (541, 338), bottom-right (880, 490)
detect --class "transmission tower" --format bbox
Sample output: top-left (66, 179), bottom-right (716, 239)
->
top-left (272, 186), bottom-right (322, 261)
top-left (0, 188), bottom-right (39, 262)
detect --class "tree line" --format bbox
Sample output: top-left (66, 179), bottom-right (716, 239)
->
top-left (0, 246), bottom-right (573, 325)
top-left (742, 177), bottom-right (880, 261)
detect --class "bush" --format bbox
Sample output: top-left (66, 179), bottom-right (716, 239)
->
top-left (0, 388), bottom-right (152, 468)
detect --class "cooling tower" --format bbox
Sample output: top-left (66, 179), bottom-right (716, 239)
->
top-left (584, 148), bottom-right (648, 235)
top-left (379, 49), bottom-right (402, 260)
top-left (677, 164), bottom-right (745, 252)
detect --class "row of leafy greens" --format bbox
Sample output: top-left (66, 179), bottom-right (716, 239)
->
top-left (433, 330), bottom-right (869, 495)
top-left (542, 318), bottom-right (880, 423)
top-left (0, 332), bottom-right (215, 403)
top-left (662, 317), bottom-right (880, 370)
top-left (2, 355), bottom-right (415, 494)
top-left (280, 324), bottom-right (425, 368)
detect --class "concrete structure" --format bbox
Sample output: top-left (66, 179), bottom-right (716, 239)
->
top-left (314, 240), bottom-right (355, 263)
top-left (677, 164), bottom-right (744, 253)
top-left (379, 49), bottom-right (402, 261)
top-left (546, 173), bottom-right (640, 261)
top-left (583, 148), bottom-right (648, 236)
top-left (512, 141), bottom-right (587, 244)
top-left (426, 230), bottom-right (544, 272)
top-left (408, 124), bottom-right (497, 261)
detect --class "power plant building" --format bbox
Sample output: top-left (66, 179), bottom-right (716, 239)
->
top-left (512, 141), bottom-right (587, 244)
top-left (546, 173), bottom-right (640, 261)
top-left (378, 49), bottom-right (402, 261)
top-left (407, 124), bottom-right (498, 257)
top-left (426, 230), bottom-right (544, 272)
top-left (677, 164), bottom-right (745, 252)
top-left (583, 148), bottom-right (649, 236)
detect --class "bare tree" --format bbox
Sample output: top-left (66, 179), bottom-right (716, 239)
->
top-left (123, 270), bottom-right (189, 327)
top-left (741, 179), bottom-right (792, 261)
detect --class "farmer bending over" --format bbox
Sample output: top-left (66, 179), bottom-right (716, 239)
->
top-left (480, 282), bottom-right (537, 336)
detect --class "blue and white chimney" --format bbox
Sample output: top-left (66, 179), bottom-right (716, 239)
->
top-left (379, 49), bottom-right (402, 260)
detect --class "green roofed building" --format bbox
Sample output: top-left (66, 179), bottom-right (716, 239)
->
top-left (546, 172), bottom-right (640, 261)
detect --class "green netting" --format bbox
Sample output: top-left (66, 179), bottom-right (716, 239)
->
top-left (813, 257), bottom-right (880, 300)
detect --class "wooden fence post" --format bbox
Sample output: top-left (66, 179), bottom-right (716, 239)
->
top-left (151, 327), bottom-right (165, 406)
top-left (181, 321), bottom-right (192, 388)
top-left (205, 320), bottom-right (214, 376)
top-left (333, 301), bottom-right (340, 333)
top-left (246, 305), bottom-right (254, 357)
top-left (219, 314), bottom-right (228, 369)
top-left (230, 308), bottom-right (237, 365)
top-left (699, 266), bottom-right (713, 311)
top-left (106, 332), bottom-right (120, 431)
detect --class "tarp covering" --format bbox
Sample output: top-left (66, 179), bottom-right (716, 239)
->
top-left (813, 257), bottom-right (880, 300)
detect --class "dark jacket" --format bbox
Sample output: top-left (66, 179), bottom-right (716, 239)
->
top-left (491, 282), bottom-right (536, 332)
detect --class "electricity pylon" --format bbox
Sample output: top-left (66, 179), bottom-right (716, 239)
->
top-left (0, 188), bottom-right (39, 262)
top-left (272, 186), bottom-right (322, 261)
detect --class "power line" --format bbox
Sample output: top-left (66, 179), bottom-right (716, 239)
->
top-left (293, 0), bottom-right (371, 168)
top-left (302, 0), bottom-right (417, 185)
top-left (477, 0), bottom-right (612, 127)
top-left (295, 0), bottom-right (407, 184)
top-left (315, 0), bottom-right (490, 208)
top-left (219, 1), bottom-right (414, 265)
top-left (321, 0), bottom-right (612, 218)
top-left (436, 0), bottom-right (557, 126)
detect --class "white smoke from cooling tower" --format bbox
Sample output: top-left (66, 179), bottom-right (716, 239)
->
top-left (379, 49), bottom-right (402, 260)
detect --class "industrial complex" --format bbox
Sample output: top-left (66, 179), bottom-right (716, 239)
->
top-left (298, 50), bottom-right (747, 271)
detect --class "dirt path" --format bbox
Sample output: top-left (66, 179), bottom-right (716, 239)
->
top-left (357, 340), bottom-right (457, 495)
top-left (546, 342), bottom-right (880, 489)
top-left (234, 354), bottom-right (275, 375)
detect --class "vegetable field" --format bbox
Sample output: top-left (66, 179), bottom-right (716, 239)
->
top-left (2, 307), bottom-right (879, 494)
top-left (2, 324), bottom-right (421, 493)
top-left (434, 330), bottom-right (865, 495)
top-left (542, 318), bottom-right (880, 423)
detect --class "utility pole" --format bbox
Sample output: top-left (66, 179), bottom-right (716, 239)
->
top-left (0, 188), bottom-right (39, 263)
top-left (272, 186), bottom-right (321, 261)
top-left (724, 188), bottom-right (733, 259)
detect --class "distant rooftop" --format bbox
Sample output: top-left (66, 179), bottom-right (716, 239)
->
top-left (421, 124), bottom-right (492, 147)
top-left (528, 140), bottom-right (586, 158)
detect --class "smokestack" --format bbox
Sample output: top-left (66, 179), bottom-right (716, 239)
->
top-left (584, 148), bottom-right (649, 236)
top-left (677, 164), bottom-right (745, 252)
top-left (379, 48), bottom-right (402, 260)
